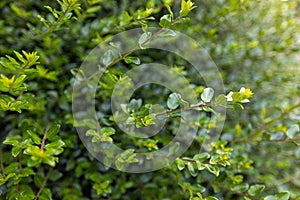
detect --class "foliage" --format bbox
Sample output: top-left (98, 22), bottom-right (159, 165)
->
top-left (0, 0), bottom-right (300, 199)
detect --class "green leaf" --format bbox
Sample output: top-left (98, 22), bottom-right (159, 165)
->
top-left (195, 161), bottom-right (205, 170)
top-left (201, 88), bottom-right (214, 103)
top-left (44, 140), bottom-right (65, 155)
top-left (248, 184), bottom-right (265, 196)
top-left (27, 130), bottom-right (41, 145)
top-left (119, 149), bottom-right (135, 159)
top-left (127, 99), bottom-right (142, 113)
top-left (49, 170), bottom-right (63, 181)
top-left (286, 124), bottom-right (299, 138)
top-left (86, 5), bottom-right (101, 14)
top-left (39, 188), bottom-right (52, 200)
top-left (180, 0), bottom-right (197, 17)
top-left (162, 0), bottom-right (174, 18)
top-left (215, 94), bottom-right (227, 105)
top-left (205, 164), bottom-right (219, 176)
top-left (93, 180), bottom-right (111, 196)
top-left (276, 192), bottom-right (290, 200)
top-left (20, 168), bottom-right (35, 177)
top-left (263, 196), bottom-right (278, 200)
top-left (102, 49), bottom-right (116, 66)
top-left (36, 65), bottom-right (58, 81)
top-left (167, 92), bottom-right (181, 109)
top-left (43, 156), bottom-right (58, 167)
top-left (34, 174), bottom-right (44, 187)
top-left (205, 197), bottom-right (219, 200)
top-left (175, 158), bottom-right (185, 171)
top-left (187, 162), bottom-right (197, 177)
top-left (231, 183), bottom-right (249, 193)
top-left (12, 147), bottom-right (22, 157)
top-left (3, 135), bottom-right (22, 146)
top-left (0, 74), bottom-right (12, 92)
top-left (101, 127), bottom-right (115, 137)
top-left (159, 14), bottom-right (172, 28)
top-left (138, 32), bottom-right (152, 48)
top-left (124, 56), bottom-right (140, 65)
top-left (139, 104), bottom-right (152, 117)
top-left (119, 11), bottom-right (131, 26)
top-left (24, 145), bottom-right (46, 158)
top-left (168, 142), bottom-right (180, 156)
top-left (44, 6), bottom-right (59, 18)
top-left (13, 50), bottom-right (26, 63)
top-left (47, 123), bottom-right (61, 141)
top-left (162, 0), bottom-right (174, 7)
top-left (193, 152), bottom-right (210, 162)
top-left (18, 185), bottom-right (35, 199)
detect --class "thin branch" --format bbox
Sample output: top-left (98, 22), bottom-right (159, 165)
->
top-left (81, 15), bottom-right (183, 83)
top-left (35, 4), bottom-right (72, 39)
top-left (155, 103), bottom-right (216, 117)
top-left (181, 157), bottom-right (210, 164)
top-left (41, 126), bottom-right (50, 151)
top-left (100, 4), bottom-right (166, 36)
top-left (14, 61), bottom-right (29, 74)
top-left (265, 102), bottom-right (300, 125)
top-left (34, 168), bottom-right (52, 200)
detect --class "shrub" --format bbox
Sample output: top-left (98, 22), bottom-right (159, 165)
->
top-left (0, 0), bottom-right (299, 199)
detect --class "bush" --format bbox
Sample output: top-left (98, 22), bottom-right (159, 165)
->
top-left (0, 0), bottom-right (299, 199)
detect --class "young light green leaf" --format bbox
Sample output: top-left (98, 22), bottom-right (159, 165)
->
top-left (180, 0), bottom-right (197, 18)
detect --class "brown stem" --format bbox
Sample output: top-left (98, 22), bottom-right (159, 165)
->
top-left (14, 62), bottom-right (29, 74)
top-left (155, 103), bottom-right (215, 117)
top-left (181, 157), bottom-right (210, 164)
top-left (41, 126), bottom-right (50, 151)
top-left (34, 168), bottom-right (52, 200)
